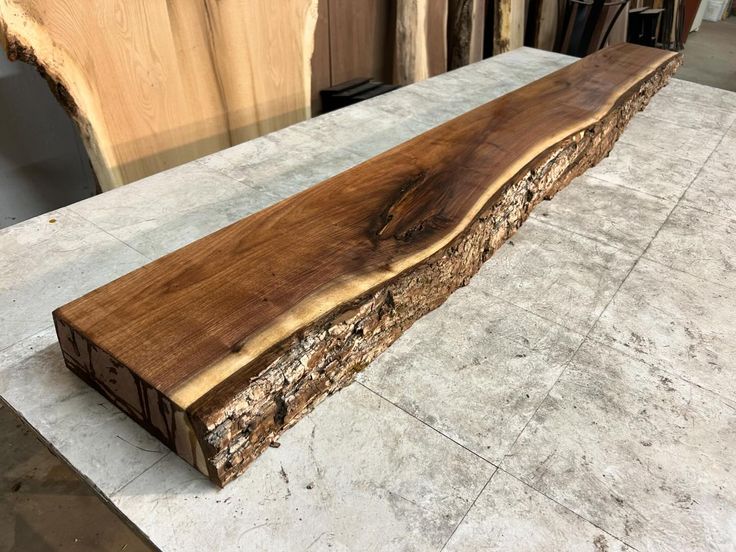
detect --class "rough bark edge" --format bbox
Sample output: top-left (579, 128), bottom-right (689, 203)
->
top-left (189, 55), bottom-right (682, 486)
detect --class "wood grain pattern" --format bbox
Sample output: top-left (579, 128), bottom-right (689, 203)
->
top-left (328, 0), bottom-right (392, 84)
top-left (493, 0), bottom-right (525, 54)
top-left (526, 0), bottom-right (560, 50)
top-left (0, 0), bottom-right (318, 190)
top-left (394, 0), bottom-right (449, 84)
top-left (53, 44), bottom-right (681, 486)
top-left (310, 0), bottom-right (332, 114)
top-left (448, 0), bottom-right (485, 69)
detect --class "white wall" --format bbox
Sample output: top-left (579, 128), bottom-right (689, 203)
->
top-left (0, 54), bottom-right (95, 229)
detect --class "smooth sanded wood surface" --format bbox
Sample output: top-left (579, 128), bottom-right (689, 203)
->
top-left (57, 43), bottom-right (675, 407)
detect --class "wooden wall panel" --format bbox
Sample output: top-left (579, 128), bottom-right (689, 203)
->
top-left (0, 0), bottom-right (319, 190)
top-left (328, 0), bottom-right (392, 84)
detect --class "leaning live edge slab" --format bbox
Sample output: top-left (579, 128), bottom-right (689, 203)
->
top-left (53, 44), bottom-right (680, 487)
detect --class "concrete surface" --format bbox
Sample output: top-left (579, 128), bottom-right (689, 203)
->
top-left (1, 48), bottom-right (736, 551)
top-left (0, 54), bottom-right (95, 231)
top-left (677, 16), bottom-right (736, 91)
top-left (0, 402), bottom-right (153, 552)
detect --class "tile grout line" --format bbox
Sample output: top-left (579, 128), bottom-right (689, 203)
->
top-left (473, 130), bottom-right (726, 543)
top-left (652, 188), bottom-right (736, 225)
top-left (110, 451), bottom-right (173, 497)
top-left (471, 249), bottom-right (637, 546)
top-left (532, 201), bottom-right (736, 293)
top-left (193, 148), bottom-right (366, 207)
top-left (489, 115), bottom-right (735, 547)
top-left (498, 467), bottom-right (642, 551)
top-left (65, 205), bottom-right (155, 262)
top-left (532, 216), bottom-right (643, 257)
top-left (438, 467), bottom-right (499, 552)
top-left (360, 264), bottom-right (633, 547)
top-left (65, 161), bottom-right (292, 263)
top-left (537, 114), bottom-right (733, 419)
top-left (496, 318), bottom-right (591, 466)
top-left (479, 291), bottom-right (589, 340)
top-left (480, 288), bottom-right (736, 409)
top-left (636, 109), bottom-right (736, 135)
top-left (581, 331), bottom-right (736, 410)
top-left (634, 117), bottom-right (733, 264)
top-left (0, 324), bottom-right (56, 356)
top-left (620, 107), bottom-right (732, 150)
top-left (357, 381), bottom-right (507, 550)
top-left (575, 171), bottom-right (679, 204)
top-left (357, 382), bottom-right (498, 468)
top-left (191, 158), bottom-right (285, 204)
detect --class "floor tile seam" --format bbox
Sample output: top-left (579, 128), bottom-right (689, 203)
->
top-left (497, 466), bottom-right (642, 552)
top-left (64, 205), bottom-right (155, 261)
top-left (531, 216), bottom-right (736, 292)
top-left (109, 451), bottom-right (173, 498)
top-left (496, 210), bottom-right (653, 477)
top-left (438, 467), bottom-right (499, 551)
top-left (356, 382), bottom-right (498, 468)
top-left (579, 171), bottom-right (682, 203)
top-left (636, 121), bottom-right (733, 263)
top-left (0, 324), bottom-right (55, 358)
top-left (580, 332), bottom-right (736, 409)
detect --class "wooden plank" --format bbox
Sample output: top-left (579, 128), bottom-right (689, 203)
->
top-left (394, 0), bottom-right (449, 84)
top-left (53, 44), bottom-right (681, 487)
top-left (0, 0), bottom-right (319, 190)
top-left (328, 0), bottom-right (391, 84)
top-left (537, 0), bottom-right (561, 50)
top-left (310, 0), bottom-right (332, 115)
top-left (427, 0), bottom-right (450, 76)
top-left (601, 2), bottom-right (630, 48)
top-left (493, 0), bottom-right (525, 54)
top-left (395, 0), bottom-right (430, 83)
top-left (448, 0), bottom-right (485, 69)
top-left (525, 0), bottom-right (558, 50)
top-left (680, 0), bottom-right (703, 45)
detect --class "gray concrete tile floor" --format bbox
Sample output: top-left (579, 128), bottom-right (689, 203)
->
top-left (676, 17), bottom-right (736, 92)
top-left (2, 46), bottom-right (736, 551)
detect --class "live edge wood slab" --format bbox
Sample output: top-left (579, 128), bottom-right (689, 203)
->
top-left (53, 44), bottom-right (680, 487)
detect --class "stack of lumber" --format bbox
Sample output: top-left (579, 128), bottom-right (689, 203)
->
top-left (53, 44), bottom-right (680, 487)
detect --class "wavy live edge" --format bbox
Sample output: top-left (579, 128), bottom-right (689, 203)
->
top-left (53, 44), bottom-right (681, 487)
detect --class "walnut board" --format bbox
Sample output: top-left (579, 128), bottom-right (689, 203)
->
top-left (53, 44), bottom-right (681, 487)
top-left (0, 0), bottom-right (318, 190)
